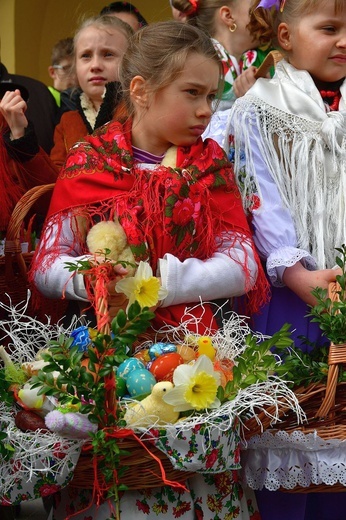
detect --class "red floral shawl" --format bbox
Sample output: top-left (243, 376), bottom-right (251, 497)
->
top-left (34, 119), bottom-right (267, 330)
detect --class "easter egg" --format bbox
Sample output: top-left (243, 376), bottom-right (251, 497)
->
top-left (133, 348), bottom-right (150, 364)
top-left (176, 344), bottom-right (197, 363)
top-left (116, 376), bottom-right (127, 397)
top-left (149, 352), bottom-right (184, 382)
top-left (214, 359), bottom-right (234, 387)
top-left (117, 358), bottom-right (145, 380)
top-left (126, 369), bottom-right (156, 397)
top-left (148, 342), bottom-right (177, 360)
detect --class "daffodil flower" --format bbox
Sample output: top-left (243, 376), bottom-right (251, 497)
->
top-left (162, 355), bottom-right (221, 412)
top-left (115, 261), bottom-right (168, 310)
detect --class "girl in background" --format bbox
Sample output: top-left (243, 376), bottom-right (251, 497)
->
top-left (228, 0), bottom-right (346, 518)
top-left (171, 0), bottom-right (265, 110)
top-left (32, 20), bottom-right (266, 519)
top-left (0, 15), bottom-right (133, 187)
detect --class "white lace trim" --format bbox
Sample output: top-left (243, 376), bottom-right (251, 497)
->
top-left (241, 430), bottom-right (346, 490)
top-left (267, 247), bottom-right (317, 286)
top-left (80, 92), bottom-right (99, 130)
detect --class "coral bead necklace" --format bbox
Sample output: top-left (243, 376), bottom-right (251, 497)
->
top-left (320, 89), bottom-right (341, 111)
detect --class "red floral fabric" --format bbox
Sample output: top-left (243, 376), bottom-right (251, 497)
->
top-left (33, 119), bottom-right (268, 327)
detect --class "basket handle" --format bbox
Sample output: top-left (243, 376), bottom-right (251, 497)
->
top-left (4, 183), bottom-right (55, 281)
top-left (316, 282), bottom-right (346, 418)
top-left (254, 50), bottom-right (283, 79)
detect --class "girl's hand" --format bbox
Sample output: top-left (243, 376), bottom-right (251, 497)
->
top-left (283, 262), bottom-right (342, 306)
top-left (0, 89), bottom-right (28, 139)
top-left (233, 67), bottom-right (258, 99)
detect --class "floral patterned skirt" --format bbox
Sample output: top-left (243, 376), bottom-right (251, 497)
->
top-left (52, 471), bottom-right (260, 519)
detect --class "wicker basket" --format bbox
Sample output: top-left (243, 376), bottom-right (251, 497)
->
top-left (69, 259), bottom-right (199, 493)
top-left (0, 183), bottom-right (66, 324)
top-left (243, 282), bottom-right (346, 493)
top-left (71, 436), bottom-right (195, 491)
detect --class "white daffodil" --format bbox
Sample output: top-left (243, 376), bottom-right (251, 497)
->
top-left (162, 355), bottom-right (221, 412)
top-left (115, 261), bottom-right (168, 310)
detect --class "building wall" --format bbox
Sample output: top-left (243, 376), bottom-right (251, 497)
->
top-left (0, 0), bottom-right (171, 85)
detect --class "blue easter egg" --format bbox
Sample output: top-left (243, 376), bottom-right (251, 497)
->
top-left (117, 358), bottom-right (145, 380)
top-left (148, 342), bottom-right (177, 360)
top-left (126, 369), bottom-right (156, 397)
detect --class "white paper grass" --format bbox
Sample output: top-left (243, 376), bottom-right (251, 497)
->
top-left (0, 402), bottom-right (82, 498)
top-left (0, 297), bottom-right (84, 501)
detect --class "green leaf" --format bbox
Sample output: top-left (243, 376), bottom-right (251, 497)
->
top-left (115, 309), bottom-right (127, 329)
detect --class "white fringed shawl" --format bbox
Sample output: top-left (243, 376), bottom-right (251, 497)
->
top-left (228, 60), bottom-right (346, 270)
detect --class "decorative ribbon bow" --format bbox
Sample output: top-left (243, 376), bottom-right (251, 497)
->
top-left (257, 0), bottom-right (286, 11)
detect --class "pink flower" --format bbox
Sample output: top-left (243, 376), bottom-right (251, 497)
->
top-left (66, 151), bottom-right (87, 168)
top-left (172, 198), bottom-right (194, 226)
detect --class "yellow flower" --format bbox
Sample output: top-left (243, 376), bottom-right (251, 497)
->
top-left (115, 261), bottom-right (168, 309)
top-left (162, 355), bottom-right (221, 412)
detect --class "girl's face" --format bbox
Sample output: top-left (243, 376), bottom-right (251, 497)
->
top-left (280, 2), bottom-right (346, 83)
top-left (131, 52), bottom-right (219, 155)
top-left (75, 26), bottom-right (128, 108)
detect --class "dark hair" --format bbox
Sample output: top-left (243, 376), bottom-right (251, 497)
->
top-left (100, 2), bottom-right (148, 28)
top-left (119, 20), bottom-right (222, 117)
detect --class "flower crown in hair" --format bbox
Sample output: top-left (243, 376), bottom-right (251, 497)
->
top-left (186, 0), bottom-right (199, 16)
top-left (257, 0), bottom-right (286, 12)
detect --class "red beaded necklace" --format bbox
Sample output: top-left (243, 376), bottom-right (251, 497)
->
top-left (320, 89), bottom-right (341, 111)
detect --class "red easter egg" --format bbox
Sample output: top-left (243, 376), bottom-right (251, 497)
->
top-left (149, 353), bottom-right (184, 382)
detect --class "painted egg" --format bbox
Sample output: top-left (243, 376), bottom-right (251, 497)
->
top-left (117, 358), bottom-right (145, 380)
top-left (176, 344), bottom-right (197, 363)
top-left (214, 359), bottom-right (234, 387)
top-left (148, 342), bottom-right (177, 360)
top-left (133, 348), bottom-right (150, 364)
top-left (126, 369), bottom-right (156, 397)
top-left (115, 376), bottom-right (127, 398)
top-left (149, 352), bottom-right (184, 382)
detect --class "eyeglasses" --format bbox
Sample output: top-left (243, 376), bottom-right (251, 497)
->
top-left (52, 65), bottom-right (72, 75)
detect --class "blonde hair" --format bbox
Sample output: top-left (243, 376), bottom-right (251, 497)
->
top-left (74, 14), bottom-right (134, 47)
top-left (253, 0), bottom-right (345, 49)
top-left (119, 20), bottom-right (222, 117)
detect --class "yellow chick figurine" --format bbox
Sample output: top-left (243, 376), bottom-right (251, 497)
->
top-left (124, 381), bottom-right (179, 428)
top-left (197, 336), bottom-right (216, 361)
top-left (86, 219), bottom-right (136, 275)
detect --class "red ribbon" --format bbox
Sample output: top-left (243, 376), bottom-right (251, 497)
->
top-left (186, 0), bottom-right (199, 16)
